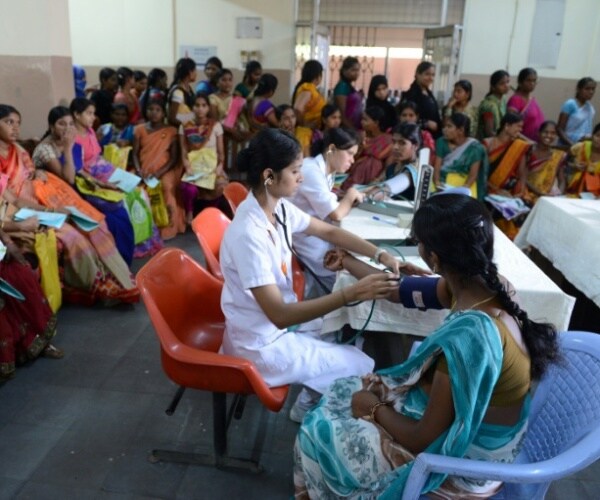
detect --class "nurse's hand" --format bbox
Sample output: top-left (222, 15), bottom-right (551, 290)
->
top-left (378, 252), bottom-right (401, 274)
top-left (346, 273), bottom-right (399, 302)
top-left (398, 261), bottom-right (432, 277)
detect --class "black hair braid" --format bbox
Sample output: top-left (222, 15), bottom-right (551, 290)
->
top-left (481, 255), bottom-right (560, 380)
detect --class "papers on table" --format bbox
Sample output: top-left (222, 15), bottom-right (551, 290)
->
top-left (108, 168), bottom-right (142, 193)
top-left (14, 208), bottom-right (67, 228)
top-left (144, 176), bottom-right (160, 189)
top-left (0, 277), bottom-right (25, 301)
top-left (64, 206), bottom-right (100, 232)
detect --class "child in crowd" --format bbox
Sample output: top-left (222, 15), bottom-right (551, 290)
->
top-left (180, 93), bottom-right (229, 222)
top-left (195, 56), bottom-right (223, 95)
top-left (114, 67), bottom-right (142, 125)
top-left (276, 104), bottom-right (297, 135)
top-left (132, 70), bottom-right (147, 102)
top-left (167, 58), bottom-right (197, 128)
top-left (209, 69), bottom-right (235, 123)
top-left (311, 104), bottom-right (342, 144)
top-left (249, 73), bottom-right (279, 129)
top-left (133, 98), bottom-right (183, 240)
top-left (90, 67), bottom-right (118, 126)
top-left (442, 79), bottom-right (478, 138)
top-left (97, 103), bottom-right (135, 148)
top-left (139, 68), bottom-right (168, 109)
top-left (234, 60), bottom-right (262, 98)
top-left (398, 100), bottom-right (435, 152)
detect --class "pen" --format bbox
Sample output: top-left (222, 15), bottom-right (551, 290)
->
top-left (372, 215), bottom-right (396, 226)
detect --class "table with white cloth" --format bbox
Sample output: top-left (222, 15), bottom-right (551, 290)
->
top-left (321, 207), bottom-right (575, 337)
top-left (515, 197), bottom-right (600, 308)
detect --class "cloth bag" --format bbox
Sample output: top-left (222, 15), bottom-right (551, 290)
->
top-left (186, 148), bottom-right (218, 190)
top-left (75, 176), bottom-right (125, 202)
top-left (446, 172), bottom-right (477, 198)
top-left (34, 229), bottom-right (62, 313)
top-left (102, 144), bottom-right (132, 170)
top-left (124, 190), bottom-right (153, 244)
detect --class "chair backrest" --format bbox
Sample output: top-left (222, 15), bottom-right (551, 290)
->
top-left (223, 182), bottom-right (249, 214)
top-left (503, 331), bottom-right (600, 498)
top-left (191, 208), bottom-right (231, 280)
top-left (137, 248), bottom-right (288, 409)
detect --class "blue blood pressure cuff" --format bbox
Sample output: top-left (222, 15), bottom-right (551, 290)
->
top-left (399, 276), bottom-right (443, 310)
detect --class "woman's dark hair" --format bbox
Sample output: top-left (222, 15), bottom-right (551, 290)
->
top-left (275, 104), bottom-right (293, 121)
top-left (398, 100), bottom-right (420, 117)
top-left (99, 67), bottom-right (116, 85)
top-left (70, 97), bottom-right (94, 116)
top-left (206, 57), bottom-right (223, 69)
top-left (41, 106), bottom-right (71, 139)
top-left (498, 112), bottom-right (523, 133)
top-left (364, 106), bottom-right (386, 132)
top-left (0, 104), bottom-right (21, 120)
top-left (576, 77), bottom-right (596, 90)
top-left (412, 194), bottom-right (559, 379)
top-left (133, 70), bottom-right (147, 82)
top-left (488, 70), bottom-right (510, 95)
top-left (243, 60), bottom-right (262, 82)
top-left (415, 61), bottom-right (435, 76)
top-left (593, 122), bottom-right (600, 135)
top-left (339, 56), bottom-right (360, 82)
top-left (448, 112), bottom-right (471, 137)
top-left (292, 60), bottom-right (323, 105)
top-left (321, 103), bottom-right (340, 121)
top-left (237, 128), bottom-right (301, 188)
top-left (368, 75), bottom-right (388, 101)
top-left (171, 58), bottom-right (196, 87)
top-left (454, 79), bottom-right (473, 101)
top-left (147, 68), bottom-right (167, 88)
top-left (215, 68), bottom-right (233, 82)
top-left (253, 73), bottom-right (278, 97)
top-left (538, 120), bottom-right (557, 134)
top-left (311, 127), bottom-right (358, 157)
top-left (116, 67), bottom-right (134, 88)
top-left (391, 122), bottom-right (421, 147)
top-left (143, 97), bottom-right (166, 120)
top-left (517, 67), bottom-right (537, 85)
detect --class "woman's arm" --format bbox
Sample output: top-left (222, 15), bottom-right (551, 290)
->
top-left (481, 112), bottom-right (496, 139)
top-left (293, 90), bottom-right (312, 126)
top-left (266, 109), bottom-right (279, 128)
top-left (335, 95), bottom-right (353, 129)
top-left (352, 367), bottom-right (455, 454)
top-left (155, 137), bottom-right (178, 178)
top-left (433, 154), bottom-right (443, 187)
top-left (328, 187), bottom-right (364, 222)
top-left (556, 112), bottom-right (572, 146)
top-left (516, 156), bottom-right (528, 196)
top-left (251, 272), bottom-right (398, 330)
top-left (132, 132), bottom-right (142, 175)
top-left (167, 99), bottom-right (180, 127)
top-left (464, 160), bottom-right (481, 188)
top-left (216, 132), bottom-right (225, 166)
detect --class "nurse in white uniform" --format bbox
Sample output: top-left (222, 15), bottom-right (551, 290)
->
top-left (290, 127), bottom-right (365, 298)
top-left (220, 128), bottom-right (401, 422)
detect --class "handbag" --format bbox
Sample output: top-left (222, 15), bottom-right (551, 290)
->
top-left (102, 144), bottom-right (131, 170)
top-left (146, 184), bottom-right (169, 228)
top-left (34, 229), bottom-right (62, 313)
top-left (124, 189), bottom-right (153, 244)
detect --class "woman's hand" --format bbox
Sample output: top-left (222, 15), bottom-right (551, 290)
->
top-left (17, 216), bottom-right (39, 232)
top-left (378, 252), bottom-right (401, 274)
top-left (344, 187), bottom-right (365, 205)
top-left (5, 240), bottom-right (27, 265)
top-left (323, 248), bottom-right (352, 271)
top-left (398, 261), bottom-right (432, 277)
top-left (182, 159), bottom-right (192, 175)
top-left (59, 127), bottom-right (76, 149)
top-left (34, 170), bottom-right (48, 182)
top-left (351, 389), bottom-right (381, 419)
top-left (346, 272), bottom-right (399, 302)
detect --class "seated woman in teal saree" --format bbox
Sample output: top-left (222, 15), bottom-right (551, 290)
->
top-left (294, 194), bottom-right (559, 499)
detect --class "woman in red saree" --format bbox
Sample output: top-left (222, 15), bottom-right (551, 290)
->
top-left (341, 107), bottom-right (393, 190)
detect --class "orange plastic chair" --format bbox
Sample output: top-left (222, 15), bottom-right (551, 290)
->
top-left (291, 255), bottom-right (306, 301)
top-left (137, 248), bottom-right (289, 472)
top-left (190, 207), bottom-right (231, 280)
top-left (223, 181), bottom-right (249, 214)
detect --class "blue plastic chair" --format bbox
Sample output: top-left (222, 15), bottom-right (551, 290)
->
top-left (401, 331), bottom-right (600, 500)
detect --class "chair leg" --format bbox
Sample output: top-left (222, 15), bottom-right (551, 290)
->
top-left (149, 391), bottom-right (265, 474)
top-left (165, 386), bottom-right (186, 416)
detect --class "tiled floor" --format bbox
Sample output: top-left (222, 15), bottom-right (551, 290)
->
top-left (1, 231), bottom-right (599, 499)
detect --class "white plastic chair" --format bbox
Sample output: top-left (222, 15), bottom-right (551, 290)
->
top-left (401, 331), bottom-right (600, 500)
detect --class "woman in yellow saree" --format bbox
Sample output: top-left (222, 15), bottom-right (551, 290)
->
top-left (293, 60), bottom-right (326, 157)
top-left (566, 123), bottom-right (600, 198)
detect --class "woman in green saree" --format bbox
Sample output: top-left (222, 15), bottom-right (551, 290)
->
top-left (294, 194), bottom-right (559, 499)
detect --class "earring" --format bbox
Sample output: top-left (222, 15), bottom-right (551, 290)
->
top-left (264, 178), bottom-right (272, 187)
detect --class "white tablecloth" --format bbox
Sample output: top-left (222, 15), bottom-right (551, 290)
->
top-left (515, 197), bottom-right (600, 308)
top-left (323, 207), bottom-right (576, 336)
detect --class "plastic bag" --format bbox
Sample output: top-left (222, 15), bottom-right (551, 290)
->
top-left (34, 229), bottom-right (62, 312)
top-left (146, 184), bottom-right (169, 228)
top-left (124, 189), bottom-right (153, 244)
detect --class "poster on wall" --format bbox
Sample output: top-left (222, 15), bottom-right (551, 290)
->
top-left (179, 46), bottom-right (217, 69)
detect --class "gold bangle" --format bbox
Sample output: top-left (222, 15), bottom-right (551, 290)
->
top-left (369, 401), bottom-right (390, 421)
top-left (340, 288), bottom-right (348, 306)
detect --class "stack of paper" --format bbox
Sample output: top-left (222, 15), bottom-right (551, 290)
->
top-left (65, 206), bottom-right (100, 232)
top-left (13, 208), bottom-right (67, 228)
top-left (108, 169), bottom-right (142, 193)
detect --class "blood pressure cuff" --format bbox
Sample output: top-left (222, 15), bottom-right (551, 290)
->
top-left (399, 276), bottom-right (443, 310)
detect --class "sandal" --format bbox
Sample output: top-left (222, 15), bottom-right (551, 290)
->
top-left (41, 344), bottom-right (64, 359)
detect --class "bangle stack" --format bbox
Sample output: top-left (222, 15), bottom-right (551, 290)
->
top-left (369, 401), bottom-right (390, 422)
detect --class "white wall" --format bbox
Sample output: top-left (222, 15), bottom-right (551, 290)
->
top-left (0, 0), bottom-right (71, 56)
top-left (68, 0), bottom-right (174, 67)
top-left (175, 0), bottom-right (296, 70)
top-left (461, 0), bottom-right (600, 79)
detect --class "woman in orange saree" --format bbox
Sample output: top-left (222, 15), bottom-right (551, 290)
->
top-left (566, 123), bottom-right (600, 198)
top-left (483, 113), bottom-right (532, 239)
top-left (1, 104), bottom-right (139, 305)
